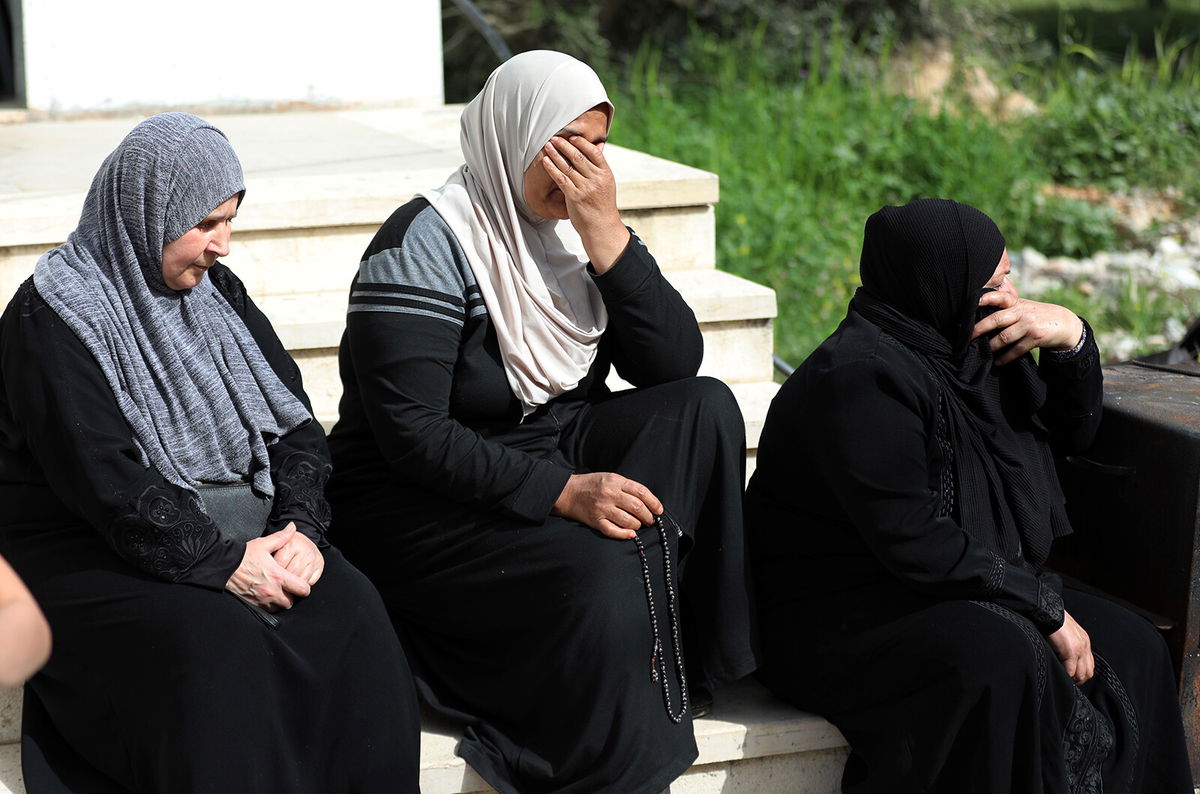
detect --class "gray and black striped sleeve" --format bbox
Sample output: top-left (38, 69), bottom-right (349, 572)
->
top-left (350, 207), bottom-right (486, 327)
top-left (344, 205), bottom-right (571, 520)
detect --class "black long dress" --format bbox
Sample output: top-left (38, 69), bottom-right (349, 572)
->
top-left (746, 309), bottom-right (1193, 793)
top-left (327, 199), bottom-right (757, 794)
top-left (0, 265), bottom-right (420, 794)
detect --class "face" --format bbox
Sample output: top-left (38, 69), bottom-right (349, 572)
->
top-left (521, 107), bottom-right (609, 221)
top-left (161, 194), bottom-right (240, 290)
top-left (983, 248), bottom-right (1018, 299)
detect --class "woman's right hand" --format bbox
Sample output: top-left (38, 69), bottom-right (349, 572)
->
top-left (552, 473), bottom-right (663, 540)
top-left (225, 526), bottom-right (313, 612)
top-left (1047, 610), bottom-right (1094, 685)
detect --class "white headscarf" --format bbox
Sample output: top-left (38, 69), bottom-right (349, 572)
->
top-left (419, 50), bottom-right (613, 416)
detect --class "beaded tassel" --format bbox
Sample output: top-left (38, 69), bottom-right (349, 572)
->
top-left (633, 513), bottom-right (689, 724)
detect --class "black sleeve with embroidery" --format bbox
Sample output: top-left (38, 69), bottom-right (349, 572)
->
top-left (805, 354), bottom-right (1065, 634)
top-left (0, 281), bottom-right (243, 589)
top-left (211, 265), bottom-right (334, 546)
top-left (1038, 317), bottom-right (1104, 455)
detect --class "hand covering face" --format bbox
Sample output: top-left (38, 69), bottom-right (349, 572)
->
top-left (849, 198), bottom-right (1071, 564)
top-left (419, 50), bottom-right (614, 416)
top-left (33, 112), bottom-right (311, 497)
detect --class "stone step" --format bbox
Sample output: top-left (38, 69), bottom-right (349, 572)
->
top-left (0, 107), bottom-right (719, 302)
top-left (0, 688), bottom-right (15, 746)
top-left (0, 680), bottom-right (847, 794)
top-left (0, 743), bottom-right (17, 794)
top-left (0, 201), bottom-right (716, 306)
top-left (257, 267), bottom-right (777, 427)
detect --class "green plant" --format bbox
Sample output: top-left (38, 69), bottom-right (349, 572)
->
top-left (608, 23), bottom-right (1135, 363)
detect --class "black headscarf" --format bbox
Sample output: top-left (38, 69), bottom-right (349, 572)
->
top-left (850, 198), bottom-right (1071, 565)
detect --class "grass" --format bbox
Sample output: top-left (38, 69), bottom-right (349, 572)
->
top-left (601, 12), bottom-right (1200, 366)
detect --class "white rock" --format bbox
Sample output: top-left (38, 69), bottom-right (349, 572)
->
top-left (1156, 237), bottom-right (1184, 257)
top-left (1019, 247), bottom-right (1047, 272)
top-left (1164, 316), bottom-right (1188, 342)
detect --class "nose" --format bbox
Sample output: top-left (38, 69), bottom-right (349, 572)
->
top-left (209, 222), bottom-right (232, 258)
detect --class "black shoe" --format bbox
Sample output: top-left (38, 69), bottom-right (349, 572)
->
top-left (691, 685), bottom-right (713, 719)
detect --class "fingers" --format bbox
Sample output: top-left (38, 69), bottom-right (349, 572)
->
top-left (1078, 651), bottom-right (1095, 685)
top-left (563, 134), bottom-right (607, 167)
top-left (281, 543), bottom-right (325, 586)
top-left (552, 472), bottom-right (662, 537)
top-left (623, 478), bottom-right (663, 517)
top-left (275, 562), bottom-right (312, 599)
top-left (548, 135), bottom-right (601, 173)
top-left (541, 136), bottom-right (609, 191)
top-left (307, 558), bottom-right (324, 586)
top-left (260, 524), bottom-right (296, 552)
top-left (598, 519), bottom-right (637, 541)
top-left (1050, 613), bottom-right (1094, 685)
top-left (971, 292), bottom-right (1018, 341)
top-left (274, 543), bottom-right (299, 571)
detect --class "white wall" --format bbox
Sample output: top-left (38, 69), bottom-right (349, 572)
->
top-left (20, 0), bottom-right (443, 113)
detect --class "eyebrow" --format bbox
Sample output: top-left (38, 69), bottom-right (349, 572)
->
top-left (558, 127), bottom-right (608, 143)
top-left (200, 211), bottom-right (237, 224)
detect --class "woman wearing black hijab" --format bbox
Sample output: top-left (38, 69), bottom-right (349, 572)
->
top-left (746, 198), bottom-right (1191, 792)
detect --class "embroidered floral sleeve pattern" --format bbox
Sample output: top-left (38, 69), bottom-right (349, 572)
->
top-left (1063, 683), bottom-right (1115, 794)
top-left (1030, 575), bottom-right (1066, 634)
top-left (271, 451), bottom-right (333, 534)
top-left (983, 552), bottom-right (1006, 595)
top-left (109, 484), bottom-right (224, 582)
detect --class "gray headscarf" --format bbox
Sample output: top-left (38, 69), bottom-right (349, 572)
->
top-left (33, 112), bottom-right (311, 497)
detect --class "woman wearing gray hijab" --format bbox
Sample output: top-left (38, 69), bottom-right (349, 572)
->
top-left (0, 113), bottom-right (419, 793)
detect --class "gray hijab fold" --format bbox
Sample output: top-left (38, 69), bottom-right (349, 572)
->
top-left (33, 112), bottom-right (311, 497)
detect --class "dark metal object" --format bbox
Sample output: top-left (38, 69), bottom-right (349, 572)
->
top-left (1051, 361), bottom-right (1200, 777)
top-left (773, 354), bottom-right (795, 378)
top-left (1131, 316), bottom-right (1200, 377)
top-left (446, 0), bottom-right (513, 63)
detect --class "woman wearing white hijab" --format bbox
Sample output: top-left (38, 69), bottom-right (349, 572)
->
top-left (0, 113), bottom-right (419, 793)
top-left (328, 51), bottom-right (757, 792)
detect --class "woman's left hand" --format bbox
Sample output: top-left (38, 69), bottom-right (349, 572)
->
top-left (271, 522), bottom-right (325, 586)
top-left (972, 290), bottom-right (1084, 365)
top-left (541, 135), bottom-right (630, 272)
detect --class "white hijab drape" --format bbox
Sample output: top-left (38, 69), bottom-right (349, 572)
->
top-left (419, 50), bottom-right (612, 416)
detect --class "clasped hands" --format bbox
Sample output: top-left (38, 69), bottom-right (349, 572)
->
top-left (225, 523), bottom-right (325, 612)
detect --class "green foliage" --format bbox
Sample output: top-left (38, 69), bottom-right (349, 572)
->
top-left (1030, 53), bottom-right (1200, 200)
top-left (442, 1), bottom-right (1200, 365)
top-left (606, 24), bottom-right (1152, 363)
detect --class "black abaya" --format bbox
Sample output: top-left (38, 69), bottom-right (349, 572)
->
top-left (0, 267), bottom-right (421, 793)
top-left (747, 306), bottom-right (1193, 793)
top-left (328, 203), bottom-right (757, 793)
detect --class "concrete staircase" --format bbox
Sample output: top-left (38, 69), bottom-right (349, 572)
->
top-left (0, 106), bottom-right (847, 791)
